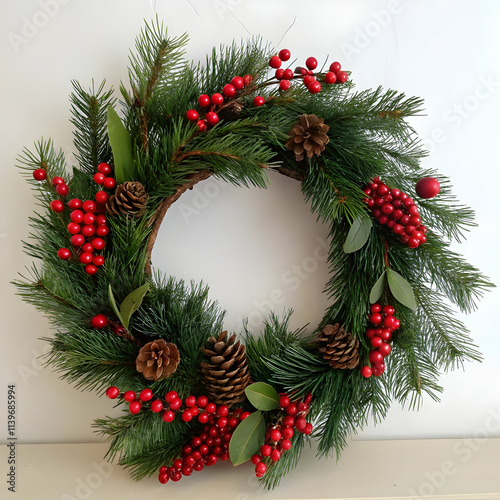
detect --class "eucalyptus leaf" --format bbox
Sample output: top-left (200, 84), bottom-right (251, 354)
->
top-left (119, 283), bottom-right (150, 329)
top-left (369, 271), bottom-right (386, 303)
top-left (107, 105), bottom-right (136, 183)
top-left (343, 217), bottom-right (372, 253)
top-left (245, 382), bottom-right (280, 411)
top-left (229, 411), bottom-right (266, 466)
top-left (108, 285), bottom-right (125, 327)
top-left (387, 268), bottom-right (417, 310)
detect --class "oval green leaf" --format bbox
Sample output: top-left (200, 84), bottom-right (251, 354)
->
top-left (229, 411), bottom-right (266, 466)
top-left (343, 217), bottom-right (372, 253)
top-left (245, 382), bottom-right (280, 411)
top-left (108, 284), bottom-right (125, 327)
top-left (369, 271), bottom-right (386, 304)
top-left (119, 283), bottom-right (150, 329)
top-left (387, 268), bottom-right (417, 310)
top-left (107, 105), bottom-right (136, 183)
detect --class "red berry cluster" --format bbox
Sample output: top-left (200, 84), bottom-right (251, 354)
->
top-left (360, 303), bottom-right (400, 378)
top-left (251, 393), bottom-right (313, 478)
top-left (105, 387), bottom-right (248, 484)
top-left (363, 177), bottom-right (427, 249)
top-left (186, 74), bottom-right (254, 131)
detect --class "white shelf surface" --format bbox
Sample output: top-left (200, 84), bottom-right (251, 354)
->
top-left (2, 438), bottom-right (499, 499)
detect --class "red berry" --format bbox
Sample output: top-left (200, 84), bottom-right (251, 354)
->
top-left (231, 76), bottom-right (244, 90)
top-left (281, 439), bottom-right (292, 450)
top-left (206, 112), bottom-right (219, 125)
top-left (198, 412), bottom-right (209, 424)
top-left (186, 109), bottom-right (199, 121)
top-left (275, 68), bottom-right (284, 80)
top-left (282, 426), bottom-right (294, 439)
top-left (205, 402), bottom-right (216, 414)
top-left (81, 225), bottom-right (95, 237)
top-left (158, 472), bottom-right (169, 484)
top-left (279, 395), bottom-right (290, 408)
top-left (380, 329), bottom-right (391, 341)
top-left (56, 184), bottom-right (69, 196)
top-left (278, 49), bottom-right (291, 61)
top-left (269, 55), bottom-right (282, 68)
top-left (283, 68), bottom-right (294, 80)
top-left (366, 328), bottom-right (376, 339)
top-left (383, 316), bottom-right (395, 329)
top-left (151, 400), bottom-right (163, 413)
top-left (361, 366), bottom-right (372, 378)
top-left (95, 191), bottom-right (109, 205)
top-left (270, 429), bottom-right (281, 441)
top-left (217, 405), bottom-right (229, 417)
top-left (270, 449), bottom-right (281, 462)
top-left (308, 81), bottom-right (321, 94)
top-left (196, 119), bottom-right (207, 132)
top-left (295, 417), bottom-right (307, 431)
top-left (95, 225), bottom-right (109, 237)
top-left (70, 234), bottom-right (85, 246)
top-left (416, 177), bottom-right (440, 199)
top-left (336, 71), bottom-right (348, 83)
top-left (324, 71), bottom-right (337, 84)
top-left (162, 410), bottom-right (175, 423)
top-left (382, 305), bottom-right (394, 316)
top-left (93, 172), bottom-right (105, 184)
top-left (222, 84), bottom-right (236, 98)
top-left (169, 398), bottom-right (182, 411)
top-left (303, 423), bottom-right (313, 435)
top-left (370, 313), bottom-right (382, 325)
top-left (90, 238), bottom-right (104, 251)
top-left (379, 343), bottom-right (391, 357)
top-left (68, 199), bottom-right (82, 210)
top-left (106, 386), bottom-right (119, 399)
top-left (211, 93), bottom-right (223, 105)
top-left (33, 168), bottom-right (47, 181)
top-left (139, 389), bottom-right (153, 401)
top-left (286, 403), bottom-right (298, 416)
top-left (279, 80), bottom-right (291, 91)
top-left (243, 74), bottom-right (253, 86)
top-left (52, 176), bottom-right (65, 186)
top-left (198, 94), bottom-right (210, 107)
top-left (103, 177), bottom-right (116, 190)
top-left (381, 203), bottom-right (394, 215)
top-left (251, 454), bottom-right (261, 465)
top-left (260, 445), bottom-right (271, 457)
top-left (196, 395), bottom-right (208, 408)
top-left (283, 416), bottom-right (295, 427)
top-left (228, 417), bottom-right (238, 428)
top-left (305, 57), bottom-right (317, 70)
top-left (164, 391), bottom-right (178, 403)
top-left (82, 200), bottom-right (96, 213)
top-left (303, 74), bottom-right (315, 86)
top-left (97, 163), bottom-right (111, 175)
top-left (129, 401), bottom-right (141, 414)
top-left (369, 351), bottom-right (384, 364)
top-left (329, 61), bottom-right (341, 73)
top-left (79, 252), bottom-right (93, 265)
top-left (408, 237), bottom-right (420, 249)
top-left (82, 212), bottom-right (95, 225)
top-left (371, 336), bottom-right (383, 348)
top-left (370, 303), bottom-right (381, 313)
top-left (50, 200), bottom-right (64, 212)
top-left (217, 417), bottom-right (227, 428)
top-left (185, 395), bottom-right (196, 407)
top-left (253, 96), bottom-right (265, 107)
top-left (67, 223), bottom-right (81, 235)
top-left (57, 248), bottom-right (71, 260)
top-left (182, 409), bottom-right (193, 422)
top-left (255, 462), bottom-right (267, 475)
top-left (123, 390), bottom-right (136, 402)
top-left (91, 313), bottom-right (107, 329)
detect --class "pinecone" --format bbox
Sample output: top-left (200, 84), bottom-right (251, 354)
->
top-left (200, 331), bottom-right (251, 407)
top-left (136, 339), bottom-right (180, 381)
top-left (285, 114), bottom-right (330, 161)
top-left (106, 181), bottom-right (149, 217)
top-left (317, 324), bottom-right (359, 369)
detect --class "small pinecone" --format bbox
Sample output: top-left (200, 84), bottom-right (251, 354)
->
top-left (200, 331), bottom-right (251, 407)
top-left (136, 339), bottom-right (180, 381)
top-left (317, 324), bottom-right (359, 369)
top-left (218, 100), bottom-right (245, 121)
top-left (106, 181), bottom-right (149, 217)
top-left (285, 114), bottom-right (329, 161)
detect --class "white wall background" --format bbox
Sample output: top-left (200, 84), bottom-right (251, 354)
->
top-left (0, 0), bottom-right (499, 451)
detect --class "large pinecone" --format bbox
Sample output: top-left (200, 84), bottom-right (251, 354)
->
top-left (317, 324), bottom-right (359, 369)
top-left (107, 181), bottom-right (149, 217)
top-left (136, 339), bottom-right (180, 381)
top-left (200, 331), bottom-right (251, 407)
top-left (285, 114), bottom-right (329, 161)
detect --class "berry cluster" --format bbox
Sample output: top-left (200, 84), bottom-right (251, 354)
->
top-left (360, 303), bottom-right (400, 378)
top-left (250, 393), bottom-right (313, 478)
top-left (186, 74), bottom-right (255, 131)
top-left (105, 386), bottom-right (248, 484)
top-left (363, 177), bottom-right (427, 249)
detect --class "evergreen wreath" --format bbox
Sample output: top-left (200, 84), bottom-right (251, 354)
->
top-left (16, 20), bottom-right (493, 489)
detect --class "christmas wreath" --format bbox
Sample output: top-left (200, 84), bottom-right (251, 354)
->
top-left (16, 20), bottom-right (493, 489)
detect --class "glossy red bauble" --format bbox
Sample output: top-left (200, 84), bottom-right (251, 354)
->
top-left (91, 314), bottom-right (108, 329)
top-left (336, 71), bottom-right (348, 83)
top-left (106, 386), bottom-right (119, 399)
top-left (222, 84), bottom-right (236, 98)
top-left (278, 49), bottom-right (291, 61)
top-left (93, 172), bottom-right (105, 184)
top-left (57, 248), bottom-right (71, 260)
top-left (50, 200), bottom-right (64, 212)
top-left (253, 96), bottom-right (265, 107)
top-left (33, 168), bottom-right (47, 181)
top-left (329, 61), bottom-right (341, 73)
top-left (186, 109), bottom-right (199, 121)
top-left (56, 184), bottom-right (69, 196)
top-left (94, 191), bottom-right (109, 205)
top-left (269, 55), bottom-right (282, 68)
top-left (205, 112), bottom-right (219, 125)
top-left (211, 93), bottom-right (223, 105)
top-left (416, 177), bottom-right (441, 199)
top-left (308, 81), bottom-right (321, 94)
top-left (198, 94), bottom-right (210, 107)
top-left (103, 177), bottom-right (116, 190)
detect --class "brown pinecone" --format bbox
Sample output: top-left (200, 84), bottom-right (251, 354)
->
top-left (106, 181), bottom-right (149, 217)
top-left (136, 339), bottom-right (180, 381)
top-left (200, 331), bottom-right (251, 407)
top-left (285, 114), bottom-right (330, 161)
top-left (317, 324), bottom-right (359, 369)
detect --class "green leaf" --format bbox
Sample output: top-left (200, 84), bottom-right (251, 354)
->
top-left (108, 284), bottom-right (125, 327)
top-left (107, 105), bottom-right (136, 183)
top-left (387, 268), bottom-right (417, 310)
top-left (229, 411), bottom-right (266, 465)
top-left (245, 382), bottom-right (280, 411)
top-left (370, 271), bottom-right (386, 303)
top-left (119, 283), bottom-right (150, 329)
top-left (343, 217), bottom-right (372, 253)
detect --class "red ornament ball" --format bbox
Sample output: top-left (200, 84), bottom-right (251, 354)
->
top-left (253, 96), bottom-right (265, 107)
top-left (186, 109), bottom-right (199, 121)
top-left (91, 314), bottom-right (108, 329)
top-left (33, 168), bottom-right (47, 181)
top-left (269, 55), bottom-right (282, 69)
top-left (50, 200), bottom-right (64, 212)
top-left (416, 177), bottom-right (440, 199)
top-left (57, 248), bottom-right (71, 260)
top-left (305, 57), bottom-right (318, 70)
